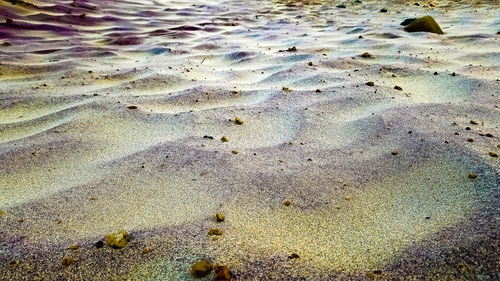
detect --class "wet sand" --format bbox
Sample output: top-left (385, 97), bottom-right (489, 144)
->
top-left (0, 0), bottom-right (499, 280)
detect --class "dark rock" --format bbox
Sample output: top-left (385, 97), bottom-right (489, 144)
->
top-left (336, 4), bottom-right (346, 9)
top-left (203, 135), bottom-right (214, 139)
top-left (400, 18), bottom-right (417, 26)
top-left (404, 16), bottom-right (444, 34)
top-left (95, 241), bottom-right (104, 248)
top-left (380, 8), bottom-right (388, 13)
top-left (214, 266), bottom-right (231, 281)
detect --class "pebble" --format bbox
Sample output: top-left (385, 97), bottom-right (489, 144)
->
top-left (467, 138), bottom-right (474, 142)
top-left (468, 173), bottom-right (478, 179)
top-left (366, 81), bottom-right (375, 86)
top-left (208, 228), bottom-right (222, 235)
top-left (191, 260), bottom-right (213, 277)
top-left (61, 257), bottom-right (72, 266)
top-left (68, 244), bottom-right (79, 250)
top-left (221, 136), bottom-right (228, 142)
top-left (394, 86), bottom-right (403, 91)
top-left (232, 150), bottom-right (238, 154)
top-left (94, 241), bottom-right (104, 248)
top-left (391, 150), bottom-right (399, 155)
top-left (105, 230), bottom-right (130, 249)
top-left (489, 152), bottom-right (498, 157)
top-left (234, 117), bottom-right (243, 125)
top-left (214, 265), bottom-right (231, 281)
top-left (288, 253), bottom-right (300, 259)
top-left (216, 213), bottom-right (225, 222)
top-left (470, 120), bottom-right (479, 125)
top-left (126, 105), bottom-right (138, 109)
top-left (284, 200), bottom-right (291, 206)
top-left (361, 52), bottom-right (371, 58)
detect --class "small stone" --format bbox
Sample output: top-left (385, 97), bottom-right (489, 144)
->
top-left (288, 253), bottom-right (300, 259)
top-left (452, 72), bottom-right (457, 76)
top-left (391, 150), bottom-right (398, 155)
top-left (467, 138), bottom-right (474, 142)
top-left (231, 150), bottom-right (238, 154)
top-left (234, 117), bottom-right (243, 125)
top-left (404, 16), bottom-right (444, 34)
top-left (470, 120), bottom-right (479, 125)
top-left (208, 228), bottom-right (222, 236)
top-left (105, 230), bottom-right (130, 249)
top-left (0, 210), bottom-right (3, 216)
top-left (366, 81), bottom-right (375, 86)
top-left (358, 35), bottom-right (364, 39)
top-left (336, 4), bottom-right (346, 8)
top-left (142, 247), bottom-right (151, 254)
top-left (287, 46), bottom-right (297, 52)
top-left (284, 200), bottom-right (291, 206)
top-left (394, 86), bottom-right (403, 91)
top-left (94, 241), bottom-right (104, 248)
top-left (434, 71), bottom-right (438, 75)
top-left (282, 87), bottom-right (291, 92)
top-left (214, 265), bottom-right (231, 281)
top-left (489, 152), bottom-right (498, 157)
top-left (468, 173), bottom-right (477, 179)
top-left (308, 62), bottom-right (313, 66)
top-left (203, 135), bottom-right (214, 139)
top-left (68, 244), bottom-right (79, 250)
top-left (127, 105), bottom-right (138, 109)
top-left (62, 257), bottom-right (72, 266)
top-left (380, 8), bottom-right (388, 12)
top-left (191, 260), bottom-right (213, 277)
top-left (2, 42), bottom-right (12, 47)
top-left (216, 213), bottom-right (225, 222)
top-left (485, 133), bottom-right (493, 138)
top-left (345, 196), bottom-right (351, 201)
top-left (221, 136), bottom-right (228, 142)
top-left (400, 18), bottom-right (417, 26)
top-left (315, 89), bottom-right (322, 93)
top-left (361, 52), bottom-right (371, 58)
top-left (8, 259), bottom-right (18, 266)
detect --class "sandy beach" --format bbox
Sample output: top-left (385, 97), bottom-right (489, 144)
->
top-left (0, 0), bottom-right (499, 280)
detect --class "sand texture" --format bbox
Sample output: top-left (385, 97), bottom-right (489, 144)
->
top-left (0, 0), bottom-right (499, 280)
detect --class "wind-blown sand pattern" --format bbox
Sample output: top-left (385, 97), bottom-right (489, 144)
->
top-left (0, 0), bottom-right (499, 280)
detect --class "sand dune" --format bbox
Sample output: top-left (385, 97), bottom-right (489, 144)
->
top-left (0, 0), bottom-right (499, 280)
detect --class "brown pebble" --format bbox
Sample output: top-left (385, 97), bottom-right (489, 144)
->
top-left (467, 138), bottom-right (474, 142)
top-left (284, 200), bottom-right (291, 206)
top-left (391, 150), bottom-right (398, 155)
top-left (468, 173), bottom-right (478, 179)
top-left (366, 81), bottom-right (375, 86)
top-left (68, 244), bottom-right (79, 250)
top-left (142, 248), bottom-right (151, 254)
top-left (0, 209), bottom-right (3, 216)
top-left (361, 52), bottom-right (371, 58)
top-left (214, 265), bottom-right (232, 281)
top-left (485, 133), bottom-right (493, 138)
top-left (208, 228), bottom-right (222, 236)
top-left (221, 136), bottom-right (228, 142)
top-left (62, 257), bottom-right (72, 266)
top-left (216, 213), bottom-right (225, 222)
top-left (470, 120), bottom-right (479, 125)
top-left (308, 62), bottom-right (313, 66)
top-left (191, 260), bottom-right (213, 277)
top-left (127, 105), bottom-right (138, 109)
top-left (234, 117), bottom-right (243, 125)
top-left (315, 89), bottom-right (322, 93)
top-left (489, 152), bottom-right (498, 157)
top-left (231, 150), bottom-right (238, 154)
top-left (288, 253), bottom-right (300, 259)
top-left (345, 196), bottom-right (351, 201)
top-left (394, 86), bottom-right (403, 91)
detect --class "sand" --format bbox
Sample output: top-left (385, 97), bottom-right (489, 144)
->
top-left (0, 0), bottom-right (499, 280)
